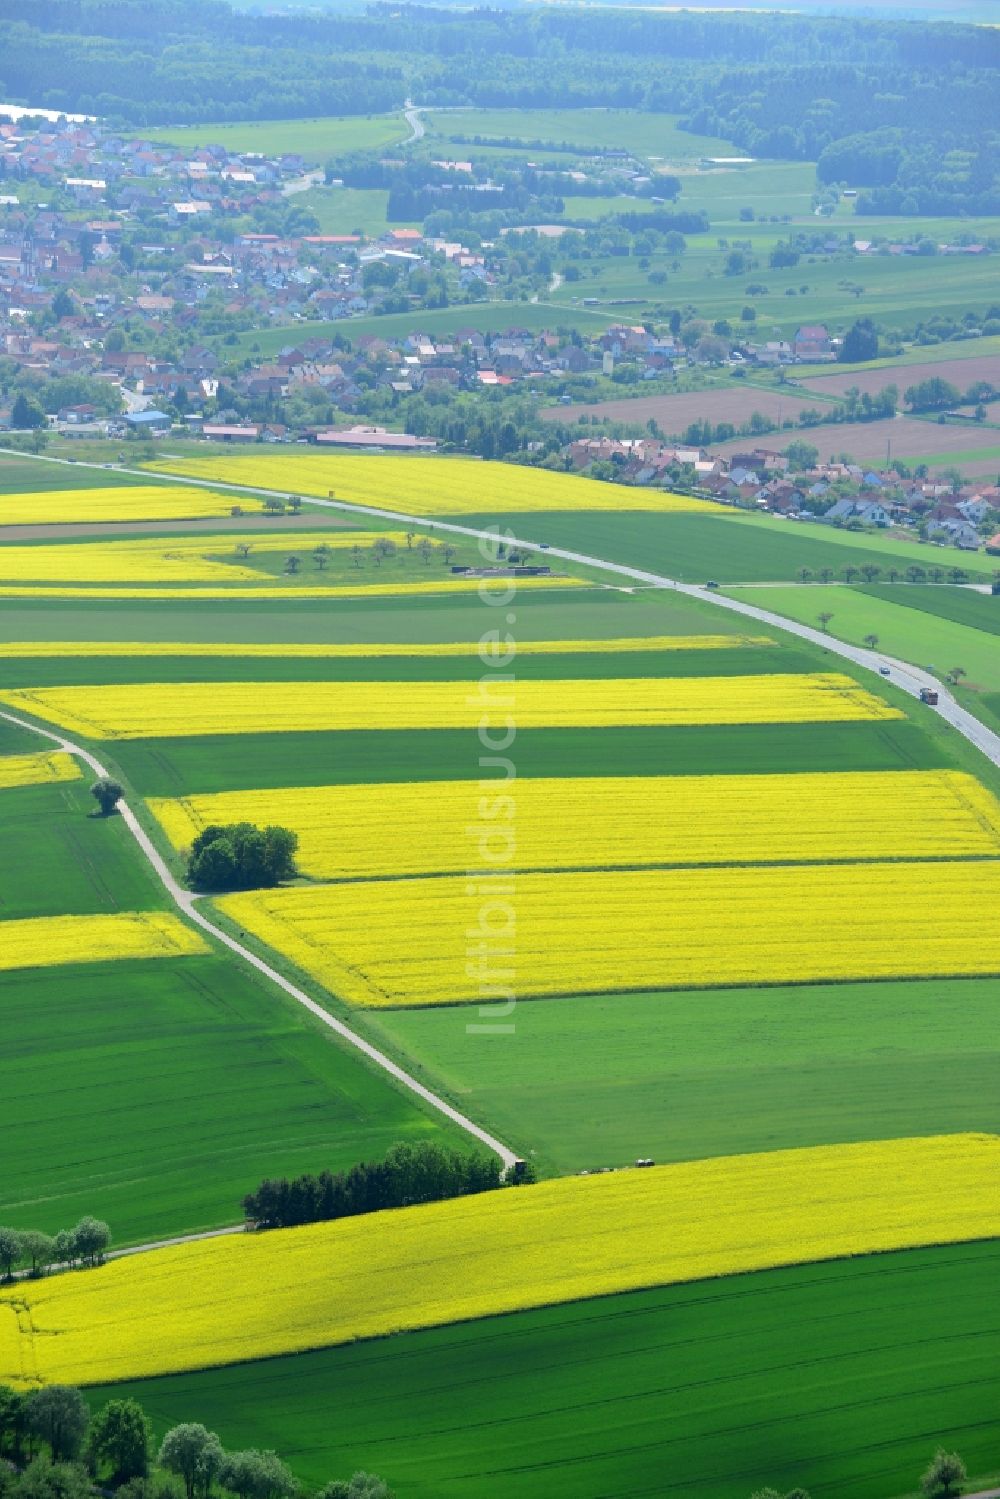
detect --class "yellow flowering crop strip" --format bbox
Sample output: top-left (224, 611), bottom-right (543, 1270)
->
top-left (0, 751), bottom-right (81, 790)
top-left (218, 858), bottom-right (1000, 1006)
top-left (0, 576), bottom-right (581, 601)
top-left (147, 453), bottom-right (725, 516)
top-left (152, 770), bottom-right (1000, 881)
top-left (0, 912), bottom-right (207, 973)
top-left (1, 1134), bottom-right (997, 1388)
top-left (0, 634), bottom-right (772, 660)
top-left (0, 531), bottom-right (410, 586)
top-left (0, 673), bottom-right (900, 741)
top-left (0, 486), bottom-right (264, 526)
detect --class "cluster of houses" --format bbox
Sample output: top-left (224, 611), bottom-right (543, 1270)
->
top-left (564, 437), bottom-right (1000, 550)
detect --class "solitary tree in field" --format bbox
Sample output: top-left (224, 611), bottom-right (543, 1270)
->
top-left (89, 1399), bottom-right (152, 1484)
top-left (946, 666), bottom-right (966, 685)
top-left (817, 612), bottom-right (834, 631)
top-left (920, 1448), bottom-right (966, 1499)
top-left (27, 1386), bottom-right (90, 1462)
top-left (159, 1425), bottom-right (224, 1499)
top-left (90, 778), bottom-right (124, 816)
top-left (284, 555), bottom-right (301, 575)
top-left (351, 544), bottom-right (363, 569)
top-left (443, 543), bottom-right (456, 566)
top-left (405, 532), bottom-right (415, 550)
top-left (863, 633), bottom-right (879, 649)
top-left (235, 543), bottom-right (252, 559)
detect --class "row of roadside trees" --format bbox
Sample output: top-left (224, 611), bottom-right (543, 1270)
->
top-left (0, 1218), bottom-right (111, 1281)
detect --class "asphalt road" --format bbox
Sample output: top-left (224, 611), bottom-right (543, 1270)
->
top-left (0, 703), bottom-right (519, 1174)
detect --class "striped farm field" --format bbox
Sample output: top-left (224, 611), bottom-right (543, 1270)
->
top-left (0, 633), bottom-right (772, 660)
top-left (0, 486), bottom-right (266, 526)
top-left (149, 770), bottom-right (1000, 879)
top-left (218, 859), bottom-right (1000, 1006)
top-left (148, 453), bottom-right (724, 515)
top-left (0, 911), bottom-right (207, 973)
top-left (0, 576), bottom-right (582, 601)
top-left (2, 1134), bottom-right (996, 1388)
top-left (0, 674), bottom-right (902, 740)
top-left (0, 531), bottom-right (411, 585)
top-left (0, 751), bottom-right (80, 789)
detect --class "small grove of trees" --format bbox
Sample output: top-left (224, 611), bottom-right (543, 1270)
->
top-left (0, 1217), bottom-right (111, 1281)
top-left (186, 824), bottom-right (298, 892)
top-left (242, 1140), bottom-right (516, 1231)
top-left (0, 1385), bottom-right (394, 1499)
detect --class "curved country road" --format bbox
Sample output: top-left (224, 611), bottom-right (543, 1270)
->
top-left (0, 705), bottom-right (519, 1175)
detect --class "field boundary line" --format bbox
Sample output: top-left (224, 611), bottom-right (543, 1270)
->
top-left (4, 447), bottom-right (1000, 768)
top-left (0, 705), bottom-right (518, 1174)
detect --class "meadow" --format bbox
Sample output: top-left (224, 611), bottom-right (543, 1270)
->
top-left (422, 108), bottom-right (735, 160)
top-left (727, 583), bottom-right (1000, 693)
top-left (0, 953), bottom-right (464, 1243)
top-left (456, 508), bottom-right (993, 583)
top-left (135, 113), bottom-right (409, 159)
top-left (373, 976), bottom-right (1000, 1175)
top-left (85, 1242), bottom-right (1000, 1499)
top-left (3, 1134), bottom-right (996, 1386)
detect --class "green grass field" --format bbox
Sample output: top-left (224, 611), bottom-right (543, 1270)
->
top-left (862, 583), bottom-right (1000, 635)
top-left (372, 976), bottom-right (1000, 1175)
top-left (294, 186), bottom-right (408, 238)
top-left (85, 1241), bottom-right (1000, 1499)
top-left (0, 953), bottom-right (465, 1242)
top-left (0, 779), bottom-right (163, 918)
top-left (0, 643), bottom-right (812, 690)
top-left (727, 583), bottom-right (1000, 692)
top-left (134, 114), bottom-right (408, 159)
top-left (0, 454), bottom-right (142, 493)
top-left (112, 718), bottom-right (943, 798)
top-left (423, 108), bottom-right (735, 161)
top-left (457, 509), bottom-right (993, 584)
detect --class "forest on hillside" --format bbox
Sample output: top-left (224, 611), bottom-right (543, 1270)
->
top-left (0, 0), bottom-right (996, 212)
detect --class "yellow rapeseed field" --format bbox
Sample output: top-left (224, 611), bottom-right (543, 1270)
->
top-left (0, 634), bottom-right (771, 659)
top-left (0, 577), bottom-right (581, 601)
top-left (1, 1134), bottom-right (996, 1388)
top-left (0, 751), bottom-right (81, 790)
top-left (0, 912), bottom-right (207, 973)
top-left (0, 486), bottom-right (264, 526)
top-left (0, 674), bottom-right (900, 740)
top-left (218, 858), bottom-right (1000, 1006)
top-left (151, 770), bottom-right (1000, 880)
top-left (0, 531), bottom-right (409, 585)
top-left (148, 453), bottom-right (726, 515)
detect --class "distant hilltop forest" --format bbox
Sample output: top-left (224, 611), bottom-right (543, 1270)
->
top-left (0, 0), bottom-right (997, 213)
